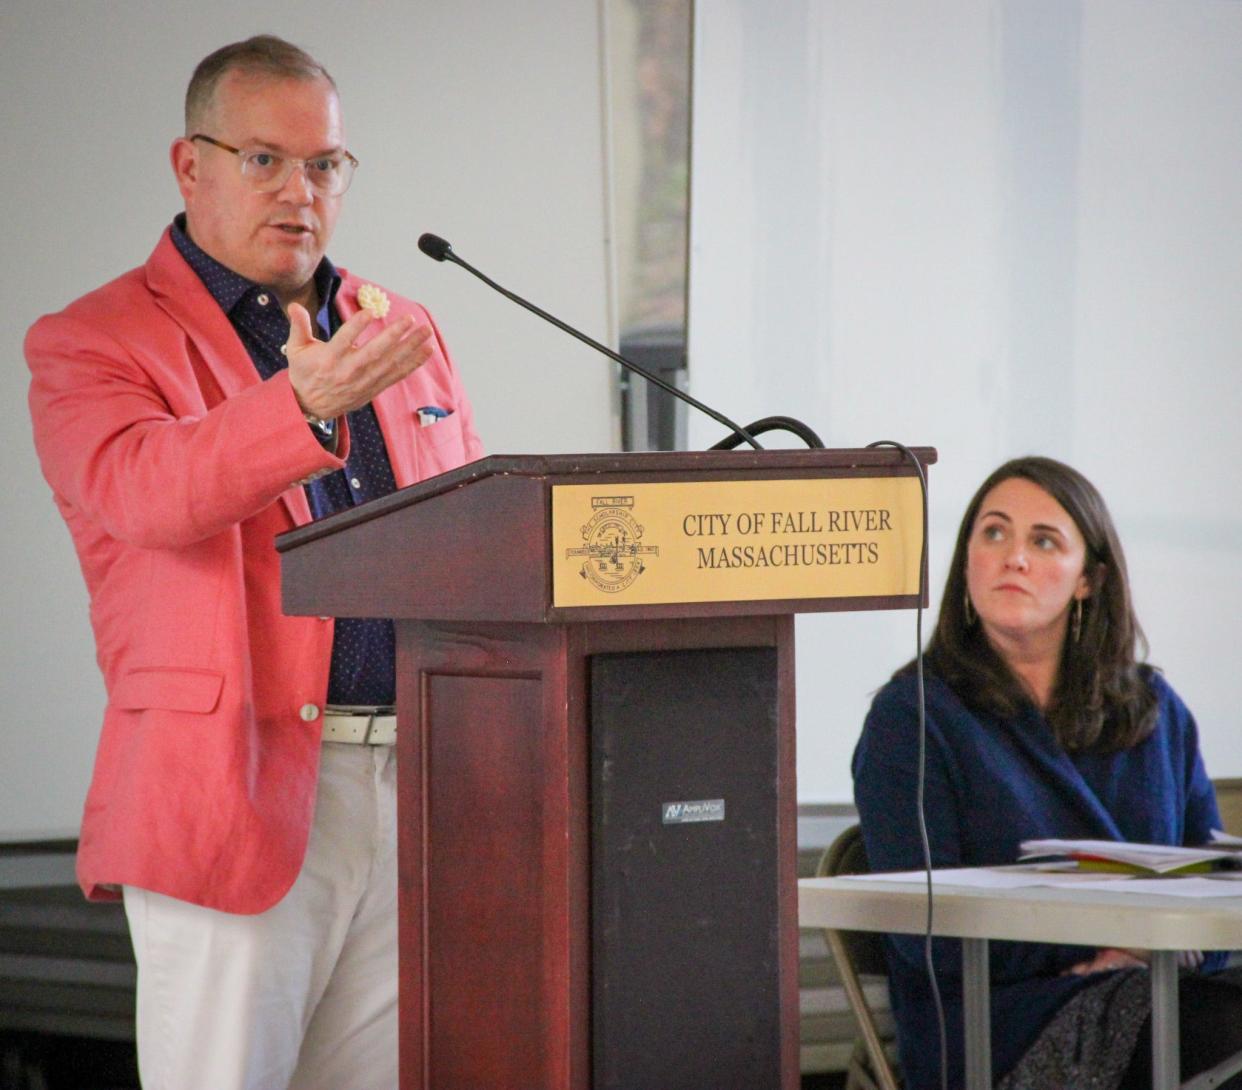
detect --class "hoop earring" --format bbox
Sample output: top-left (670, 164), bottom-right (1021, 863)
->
top-left (1072, 598), bottom-right (1084, 644)
top-left (963, 591), bottom-right (976, 626)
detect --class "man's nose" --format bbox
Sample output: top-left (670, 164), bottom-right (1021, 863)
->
top-left (277, 163), bottom-right (315, 203)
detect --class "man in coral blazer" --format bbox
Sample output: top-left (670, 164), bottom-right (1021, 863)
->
top-left (25, 36), bottom-right (481, 1090)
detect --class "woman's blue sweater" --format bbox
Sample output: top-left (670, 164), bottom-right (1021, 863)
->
top-left (853, 668), bottom-right (1220, 1089)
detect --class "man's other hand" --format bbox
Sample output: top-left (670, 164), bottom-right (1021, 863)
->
top-left (285, 303), bottom-right (433, 421)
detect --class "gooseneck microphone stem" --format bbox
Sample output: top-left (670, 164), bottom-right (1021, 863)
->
top-left (417, 233), bottom-right (763, 451)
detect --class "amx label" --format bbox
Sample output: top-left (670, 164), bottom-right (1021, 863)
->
top-left (661, 799), bottom-right (726, 825)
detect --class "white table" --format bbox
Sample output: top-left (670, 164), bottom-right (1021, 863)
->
top-left (799, 872), bottom-right (1242, 1090)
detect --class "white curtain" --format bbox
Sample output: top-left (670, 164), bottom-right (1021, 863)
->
top-left (689, 0), bottom-right (1242, 800)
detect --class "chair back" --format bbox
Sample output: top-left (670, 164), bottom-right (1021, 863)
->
top-left (816, 824), bottom-right (890, 977)
top-left (816, 823), bottom-right (902, 1090)
top-left (1213, 778), bottom-right (1242, 836)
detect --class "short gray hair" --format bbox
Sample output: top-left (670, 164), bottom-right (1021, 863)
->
top-left (185, 35), bottom-right (336, 133)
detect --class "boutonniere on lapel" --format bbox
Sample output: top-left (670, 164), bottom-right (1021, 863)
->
top-left (356, 283), bottom-right (391, 319)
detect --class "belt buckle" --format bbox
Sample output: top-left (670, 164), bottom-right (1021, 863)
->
top-left (360, 705), bottom-right (392, 744)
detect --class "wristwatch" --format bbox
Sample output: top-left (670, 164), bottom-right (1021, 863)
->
top-left (304, 412), bottom-right (337, 440)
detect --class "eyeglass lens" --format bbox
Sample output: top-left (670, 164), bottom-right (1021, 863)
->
top-left (242, 151), bottom-right (354, 195)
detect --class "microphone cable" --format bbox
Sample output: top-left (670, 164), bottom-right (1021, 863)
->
top-left (708, 415), bottom-right (825, 450)
top-left (865, 439), bottom-right (948, 1090)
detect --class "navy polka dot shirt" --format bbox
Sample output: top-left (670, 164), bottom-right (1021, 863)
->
top-left (172, 215), bottom-right (396, 707)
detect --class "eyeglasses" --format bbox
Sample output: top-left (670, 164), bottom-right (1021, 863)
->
top-left (190, 134), bottom-right (358, 196)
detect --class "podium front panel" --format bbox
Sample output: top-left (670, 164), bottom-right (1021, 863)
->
top-left (425, 673), bottom-right (552, 1085)
top-left (590, 647), bottom-right (782, 1089)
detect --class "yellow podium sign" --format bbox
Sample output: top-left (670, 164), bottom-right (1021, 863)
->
top-left (551, 476), bottom-right (922, 608)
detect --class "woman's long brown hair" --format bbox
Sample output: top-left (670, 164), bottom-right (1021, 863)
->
top-left (913, 456), bottom-right (1156, 752)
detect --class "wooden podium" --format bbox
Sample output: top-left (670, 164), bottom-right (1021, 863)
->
top-left (276, 447), bottom-right (934, 1090)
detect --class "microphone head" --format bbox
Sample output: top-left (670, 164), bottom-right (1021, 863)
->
top-left (418, 233), bottom-right (453, 262)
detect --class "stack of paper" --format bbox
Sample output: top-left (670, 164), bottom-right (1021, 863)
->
top-left (1018, 838), bottom-right (1242, 876)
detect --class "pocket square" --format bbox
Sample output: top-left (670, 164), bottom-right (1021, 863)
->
top-left (417, 406), bottom-right (451, 427)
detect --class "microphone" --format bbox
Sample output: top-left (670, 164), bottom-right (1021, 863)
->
top-left (417, 232), bottom-right (765, 450)
top-left (418, 233), bottom-right (453, 262)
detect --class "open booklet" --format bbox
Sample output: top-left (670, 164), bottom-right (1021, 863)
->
top-left (1019, 836), bottom-right (1242, 875)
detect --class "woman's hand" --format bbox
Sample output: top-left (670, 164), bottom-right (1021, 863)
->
top-left (1062, 947), bottom-right (1148, 975)
top-left (1117, 947), bottom-right (1204, 970)
top-left (1177, 949), bottom-right (1205, 970)
top-left (1062, 947), bottom-right (1204, 974)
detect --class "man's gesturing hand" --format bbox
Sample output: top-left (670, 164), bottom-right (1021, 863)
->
top-left (285, 302), bottom-right (434, 422)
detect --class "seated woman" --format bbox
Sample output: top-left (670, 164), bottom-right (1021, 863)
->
top-left (853, 456), bottom-right (1242, 1090)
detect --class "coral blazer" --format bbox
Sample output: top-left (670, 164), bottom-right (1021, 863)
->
top-left (26, 230), bottom-right (483, 913)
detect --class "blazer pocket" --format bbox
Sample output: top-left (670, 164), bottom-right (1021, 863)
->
top-left (110, 667), bottom-right (225, 714)
top-left (414, 412), bottom-right (466, 460)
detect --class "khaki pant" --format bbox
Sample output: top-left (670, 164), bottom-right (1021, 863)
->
top-left (124, 742), bottom-right (398, 1090)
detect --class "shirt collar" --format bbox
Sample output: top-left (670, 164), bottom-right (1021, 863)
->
top-left (170, 213), bottom-right (341, 321)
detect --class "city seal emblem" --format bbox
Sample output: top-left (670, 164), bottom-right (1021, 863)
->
top-left (564, 496), bottom-right (659, 594)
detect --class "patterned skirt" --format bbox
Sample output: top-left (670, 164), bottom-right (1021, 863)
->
top-left (997, 970), bottom-right (1150, 1090)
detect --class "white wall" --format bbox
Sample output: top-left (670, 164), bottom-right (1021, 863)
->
top-left (7, 0), bottom-right (1239, 835)
top-left (689, 0), bottom-right (1242, 801)
top-left (0, 1), bottom-right (616, 840)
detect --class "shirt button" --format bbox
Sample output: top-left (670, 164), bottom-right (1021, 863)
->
top-left (299, 703), bottom-right (320, 722)
top-left (350, 477), bottom-right (362, 489)
top-left (257, 293), bottom-right (270, 306)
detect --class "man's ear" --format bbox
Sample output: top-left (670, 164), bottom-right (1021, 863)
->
top-left (170, 137), bottom-right (198, 201)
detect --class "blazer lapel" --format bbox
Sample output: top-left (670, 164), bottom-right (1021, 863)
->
top-left (146, 231), bottom-right (259, 402)
top-left (145, 231), bottom-right (313, 527)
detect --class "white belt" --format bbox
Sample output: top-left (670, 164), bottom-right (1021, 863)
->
top-left (322, 708), bottom-right (397, 746)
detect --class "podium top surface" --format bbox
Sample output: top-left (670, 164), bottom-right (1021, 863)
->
top-left (277, 447), bottom-right (935, 554)
top-left (276, 447), bottom-right (936, 623)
